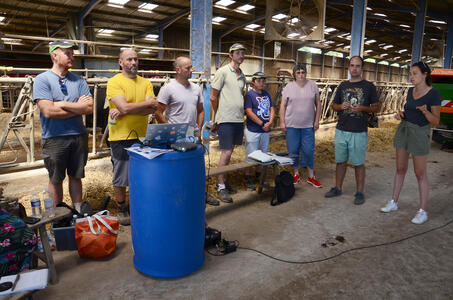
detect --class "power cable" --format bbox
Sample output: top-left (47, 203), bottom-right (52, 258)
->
top-left (207, 218), bottom-right (453, 264)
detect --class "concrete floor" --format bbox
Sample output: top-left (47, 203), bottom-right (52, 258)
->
top-left (3, 143), bottom-right (453, 300)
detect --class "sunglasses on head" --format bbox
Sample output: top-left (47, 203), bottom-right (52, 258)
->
top-left (59, 77), bottom-right (67, 93)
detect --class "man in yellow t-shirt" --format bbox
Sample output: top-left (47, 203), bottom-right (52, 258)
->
top-left (106, 48), bottom-right (157, 225)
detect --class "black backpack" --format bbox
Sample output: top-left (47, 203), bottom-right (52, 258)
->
top-left (271, 171), bottom-right (295, 206)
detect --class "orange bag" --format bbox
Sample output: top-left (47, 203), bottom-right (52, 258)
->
top-left (75, 210), bottom-right (119, 259)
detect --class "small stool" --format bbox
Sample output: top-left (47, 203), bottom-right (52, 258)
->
top-left (28, 207), bottom-right (71, 284)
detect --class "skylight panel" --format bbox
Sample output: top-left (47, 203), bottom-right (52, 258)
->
top-left (98, 29), bottom-right (114, 35)
top-left (215, 0), bottom-right (235, 7)
top-left (236, 4), bottom-right (255, 12)
top-left (145, 34), bottom-right (159, 40)
top-left (272, 13), bottom-right (288, 21)
top-left (212, 16), bottom-right (226, 23)
top-left (108, 0), bottom-right (128, 8)
top-left (138, 3), bottom-right (158, 13)
top-left (287, 33), bottom-right (300, 38)
top-left (429, 20), bottom-right (446, 25)
top-left (245, 23), bottom-right (260, 30)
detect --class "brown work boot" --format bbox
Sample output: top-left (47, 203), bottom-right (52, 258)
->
top-left (117, 201), bottom-right (130, 226)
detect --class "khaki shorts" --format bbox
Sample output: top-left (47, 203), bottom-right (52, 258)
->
top-left (110, 139), bottom-right (140, 187)
top-left (393, 121), bottom-right (431, 156)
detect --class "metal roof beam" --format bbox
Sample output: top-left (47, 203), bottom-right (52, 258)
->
top-left (123, 8), bottom-right (190, 44)
top-left (328, 0), bottom-right (450, 20)
top-left (32, 23), bottom-right (66, 52)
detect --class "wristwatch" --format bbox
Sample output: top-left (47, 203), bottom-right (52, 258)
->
top-left (261, 121), bottom-right (265, 127)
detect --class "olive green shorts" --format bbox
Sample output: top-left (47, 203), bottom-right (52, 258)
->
top-left (393, 121), bottom-right (431, 156)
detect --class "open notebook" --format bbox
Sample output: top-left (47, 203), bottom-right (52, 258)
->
top-left (0, 269), bottom-right (48, 295)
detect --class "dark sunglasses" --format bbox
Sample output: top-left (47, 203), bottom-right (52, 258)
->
top-left (295, 70), bottom-right (306, 74)
top-left (59, 77), bottom-right (67, 93)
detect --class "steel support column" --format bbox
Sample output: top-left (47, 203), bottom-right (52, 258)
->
top-left (321, 50), bottom-right (326, 78)
top-left (77, 0), bottom-right (102, 55)
top-left (260, 42), bottom-right (264, 72)
top-left (190, 0), bottom-right (212, 137)
top-left (158, 28), bottom-right (164, 59)
top-left (387, 64), bottom-right (391, 82)
top-left (411, 0), bottom-right (427, 65)
top-left (350, 0), bottom-right (367, 58)
top-left (216, 38), bottom-right (222, 68)
top-left (444, 16), bottom-right (453, 69)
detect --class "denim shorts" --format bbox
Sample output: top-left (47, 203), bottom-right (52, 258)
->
top-left (244, 127), bottom-right (270, 162)
top-left (42, 134), bottom-right (88, 183)
top-left (285, 127), bottom-right (315, 169)
top-left (217, 122), bottom-right (244, 150)
top-left (334, 129), bottom-right (368, 166)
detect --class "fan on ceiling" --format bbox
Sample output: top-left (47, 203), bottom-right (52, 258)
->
top-left (264, 0), bottom-right (326, 41)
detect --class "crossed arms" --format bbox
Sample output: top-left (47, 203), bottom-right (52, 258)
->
top-left (37, 95), bottom-right (93, 119)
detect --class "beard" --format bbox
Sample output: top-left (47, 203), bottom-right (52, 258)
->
top-left (125, 66), bottom-right (138, 74)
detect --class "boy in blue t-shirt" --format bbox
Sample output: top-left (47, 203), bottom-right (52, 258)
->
top-left (244, 72), bottom-right (275, 190)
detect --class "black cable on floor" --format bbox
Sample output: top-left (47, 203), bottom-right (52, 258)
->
top-left (208, 218), bottom-right (453, 264)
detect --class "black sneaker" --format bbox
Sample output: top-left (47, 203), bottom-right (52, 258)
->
top-left (217, 189), bottom-right (233, 203)
top-left (354, 192), bottom-right (365, 205)
top-left (117, 201), bottom-right (131, 226)
top-left (325, 187), bottom-right (342, 198)
top-left (225, 183), bottom-right (237, 194)
top-left (245, 177), bottom-right (256, 191)
top-left (206, 194), bottom-right (220, 206)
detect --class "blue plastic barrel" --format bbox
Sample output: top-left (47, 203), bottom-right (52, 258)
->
top-left (128, 145), bottom-right (205, 278)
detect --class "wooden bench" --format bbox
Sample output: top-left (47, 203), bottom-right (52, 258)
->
top-left (29, 206), bottom-right (72, 284)
top-left (205, 160), bottom-right (279, 196)
top-left (206, 161), bottom-right (259, 178)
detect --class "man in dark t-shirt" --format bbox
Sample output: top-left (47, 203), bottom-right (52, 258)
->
top-left (325, 56), bottom-right (380, 205)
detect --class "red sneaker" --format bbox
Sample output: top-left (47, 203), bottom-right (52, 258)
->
top-left (293, 173), bottom-right (300, 184)
top-left (307, 177), bottom-right (323, 188)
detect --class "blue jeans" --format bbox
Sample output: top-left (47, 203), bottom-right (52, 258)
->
top-left (286, 127), bottom-right (315, 169)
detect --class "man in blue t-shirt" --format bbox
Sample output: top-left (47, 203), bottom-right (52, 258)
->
top-left (244, 72), bottom-right (275, 190)
top-left (33, 40), bottom-right (93, 212)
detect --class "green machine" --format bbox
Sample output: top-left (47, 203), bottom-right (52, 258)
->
top-left (431, 69), bottom-right (453, 148)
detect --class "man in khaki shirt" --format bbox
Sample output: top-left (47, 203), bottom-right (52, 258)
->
top-left (210, 43), bottom-right (247, 203)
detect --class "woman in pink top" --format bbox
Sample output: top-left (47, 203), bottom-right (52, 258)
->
top-left (279, 64), bottom-right (322, 187)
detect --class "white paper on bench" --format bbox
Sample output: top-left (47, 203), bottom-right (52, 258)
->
top-left (247, 150), bottom-right (274, 163)
top-left (268, 153), bottom-right (294, 165)
top-left (0, 269), bottom-right (48, 295)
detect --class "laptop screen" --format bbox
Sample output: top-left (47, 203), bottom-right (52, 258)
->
top-left (143, 123), bottom-right (189, 146)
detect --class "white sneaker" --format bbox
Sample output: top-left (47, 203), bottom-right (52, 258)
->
top-left (411, 209), bottom-right (428, 224)
top-left (380, 200), bottom-right (398, 213)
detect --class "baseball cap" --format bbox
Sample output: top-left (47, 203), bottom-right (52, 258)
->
top-left (49, 40), bottom-right (78, 53)
top-left (229, 43), bottom-right (246, 53)
top-left (252, 71), bottom-right (267, 79)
